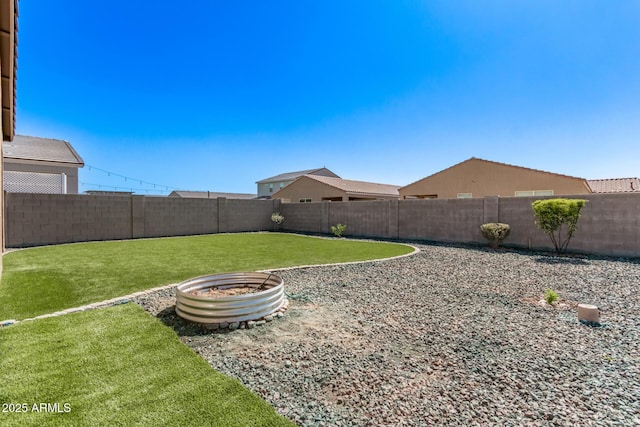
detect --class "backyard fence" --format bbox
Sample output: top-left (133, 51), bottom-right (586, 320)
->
top-left (4, 191), bottom-right (640, 257)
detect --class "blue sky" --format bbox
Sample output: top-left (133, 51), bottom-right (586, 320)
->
top-left (15, 1), bottom-right (640, 194)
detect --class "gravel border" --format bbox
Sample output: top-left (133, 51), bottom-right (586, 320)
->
top-left (134, 242), bottom-right (639, 426)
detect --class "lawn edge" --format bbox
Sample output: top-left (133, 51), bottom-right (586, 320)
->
top-left (1, 235), bottom-right (419, 326)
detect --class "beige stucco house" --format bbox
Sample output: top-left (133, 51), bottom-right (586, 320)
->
top-left (256, 167), bottom-right (339, 198)
top-left (3, 135), bottom-right (85, 194)
top-left (1, 0), bottom-right (18, 251)
top-left (273, 174), bottom-right (400, 202)
top-left (399, 157), bottom-right (592, 199)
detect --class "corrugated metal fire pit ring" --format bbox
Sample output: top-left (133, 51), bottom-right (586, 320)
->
top-left (175, 272), bottom-right (287, 327)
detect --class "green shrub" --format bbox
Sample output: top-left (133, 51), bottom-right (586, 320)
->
top-left (331, 223), bottom-right (347, 238)
top-left (532, 198), bottom-right (587, 254)
top-left (271, 212), bottom-right (284, 230)
top-left (544, 288), bottom-right (559, 305)
top-left (480, 223), bottom-right (510, 249)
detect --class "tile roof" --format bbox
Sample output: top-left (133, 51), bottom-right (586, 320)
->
top-left (256, 167), bottom-right (338, 183)
top-left (304, 175), bottom-right (400, 197)
top-left (3, 135), bottom-right (84, 166)
top-left (169, 191), bottom-right (256, 199)
top-left (588, 178), bottom-right (640, 193)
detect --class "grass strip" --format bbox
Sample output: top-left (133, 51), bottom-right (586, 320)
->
top-left (0, 303), bottom-right (295, 427)
top-left (1, 233), bottom-right (412, 320)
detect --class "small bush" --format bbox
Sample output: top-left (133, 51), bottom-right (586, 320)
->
top-left (480, 223), bottom-right (510, 249)
top-left (331, 224), bottom-right (347, 238)
top-left (271, 212), bottom-right (284, 230)
top-left (544, 288), bottom-right (558, 305)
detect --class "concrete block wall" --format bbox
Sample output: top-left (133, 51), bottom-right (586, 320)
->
top-left (279, 202), bottom-right (324, 234)
top-left (279, 194), bottom-right (640, 257)
top-left (496, 193), bottom-right (640, 257)
top-left (4, 192), bottom-right (640, 257)
top-left (5, 193), bottom-right (132, 246)
top-left (328, 200), bottom-right (396, 238)
top-left (221, 199), bottom-right (275, 232)
top-left (143, 197), bottom-right (219, 238)
top-left (4, 193), bottom-right (277, 248)
top-left (398, 198), bottom-right (485, 242)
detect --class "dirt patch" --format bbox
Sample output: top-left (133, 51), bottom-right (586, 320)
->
top-left (193, 286), bottom-right (263, 298)
top-left (220, 302), bottom-right (370, 360)
top-left (521, 296), bottom-right (579, 310)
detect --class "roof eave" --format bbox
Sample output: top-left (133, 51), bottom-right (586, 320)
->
top-left (0, 0), bottom-right (17, 141)
top-left (4, 157), bottom-right (85, 168)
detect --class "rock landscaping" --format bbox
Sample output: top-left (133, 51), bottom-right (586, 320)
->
top-left (134, 243), bottom-right (640, 426)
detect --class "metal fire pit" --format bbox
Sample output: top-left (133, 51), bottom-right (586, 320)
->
top-left (175, 272), bottom-right (285, 324)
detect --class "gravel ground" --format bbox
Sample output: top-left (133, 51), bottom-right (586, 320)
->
top-left (134, 243), bottom-right (640, 426)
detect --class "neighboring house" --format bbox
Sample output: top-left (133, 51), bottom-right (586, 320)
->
top-left (1, 0), bottom-right (19, 251)
top-left (256, 167), bottom-right (339, 198)
top-left (588, 178), bottom-right (640, 193)
top-left (3, 135), bottom-right (85, 194)
top-left (273, 174), bottom-right (400, 202)
top-left (399, 157), bottom-right (592, 199)
top-left (168, 190), bottom-right (256, 199)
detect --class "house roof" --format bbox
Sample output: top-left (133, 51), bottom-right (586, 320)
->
top-left (301, 175), bottom-right (400, 197)
top-left (3, 135), bottom-right (85, 166)
top-left (400, 157), bottom-right (587, 190)
top-left (169, 190), bottom-right (256, 199)
top-left (588, 178), bottom-right (640, 193)
top-left (1, 0), bottom-right (19, 141)
top-left (256, 167), bottom-right (339, 184)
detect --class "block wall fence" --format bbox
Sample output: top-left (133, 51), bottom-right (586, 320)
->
top-left (4, 192), bottom-right (640, 258)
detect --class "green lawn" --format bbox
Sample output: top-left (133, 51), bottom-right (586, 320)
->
top-left (0, 303), bottom-right (295, 427)
top-left (1, 233), bottom-right (413, 320)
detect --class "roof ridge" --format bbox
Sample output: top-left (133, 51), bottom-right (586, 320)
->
top-left (588, 177), bottom-right (639, 181)
top-left (400, 157), bottom-right (586, 190)
top-left (469, 157), bottom-right (586, 180)
top-left (303, 175), bottom-right (347, 192)
top-left (306, 174), bottom-right (400, 188)
top-left (256, 167), bottom-right (330, 183)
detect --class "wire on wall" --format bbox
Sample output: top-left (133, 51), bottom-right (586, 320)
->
top-left (81, 165), bottom-right (180, 195)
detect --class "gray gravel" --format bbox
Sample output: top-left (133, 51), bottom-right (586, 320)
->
top-left (134, 243), bottom-right (640, 426)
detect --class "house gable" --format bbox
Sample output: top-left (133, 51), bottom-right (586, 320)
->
top-left (399, 157), bottom-right (591, 199)
top-left (273, 175), bottom-right (400, 202)
top-left (3, 135), bottom-right (85, 194)
top-left (255, 167), bottom-right (339, 198)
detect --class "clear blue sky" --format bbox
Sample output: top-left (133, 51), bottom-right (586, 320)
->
top-left (15, 1), bottom-right (640, 195)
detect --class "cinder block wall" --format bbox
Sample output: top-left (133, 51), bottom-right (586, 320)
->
top-left (498, 193), bottom-right (640, 257)
top-left (279, 194), bottom-right (640, 257)
top-left (398, 198), bottom-right (485, 242)
top-left (143, 197), bottom-right (219, 238)
top-left (4, 192), bottom-right (640, 257)
top-left (279, 202), bottom-right (324, 234)
top-left (4, 193), bottom-right (276, 247)
top-left (328, 200), bottom-right (396, 238)
top-left (5, 193), bottom-right (132, 246)
top-left (221, 199), bottom-right (275, 232)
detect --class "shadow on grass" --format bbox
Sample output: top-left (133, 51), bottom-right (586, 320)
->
top-left (155, 306), bottom-right (237, 337)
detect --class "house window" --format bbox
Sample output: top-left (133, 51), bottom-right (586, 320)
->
top-left (457, 193), bottom-right (472, 198)
top-left (269, 183), bottom-right (273, 193)
top-left (515, 190), bottom-right (554, 197)
top-left (279, 182), bottom-right (284, 189)
top-left (299, 198), bottom-right (312, 203)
